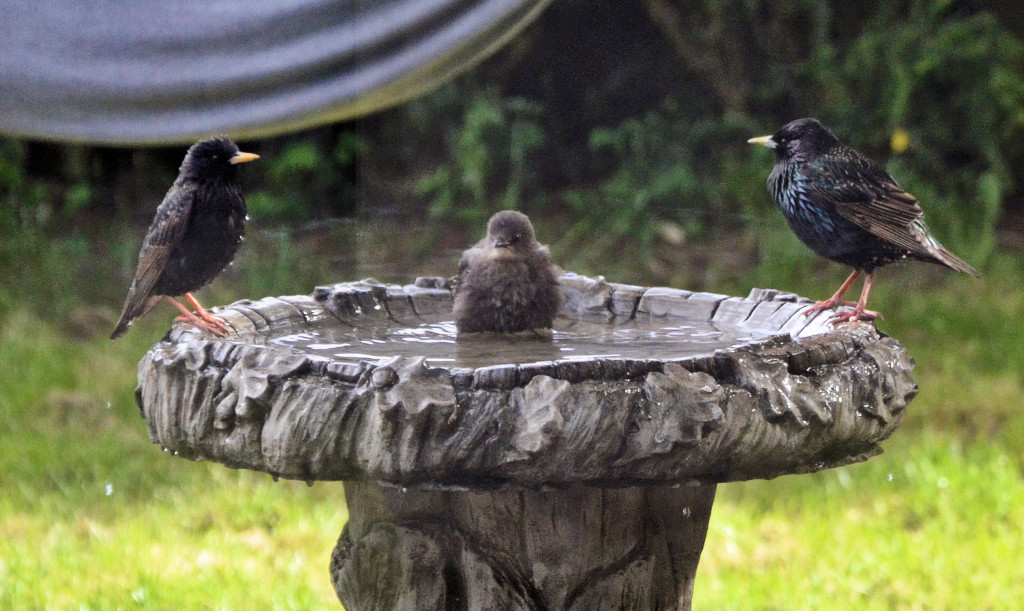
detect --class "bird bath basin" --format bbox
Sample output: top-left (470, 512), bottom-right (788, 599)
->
top-left (136, 272), bottom-right (916, 610)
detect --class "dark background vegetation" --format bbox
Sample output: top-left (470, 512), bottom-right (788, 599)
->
top-left (4, 0), bottom-right (1024, 317)
top-left (3, 1), bottom-right (1024, 608)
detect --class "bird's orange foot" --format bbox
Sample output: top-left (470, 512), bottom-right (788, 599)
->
top-left (195, 308), bottom-right (231, 336)
top-left (173, 311), bottom-right (230, 337)
top-left (802, 298), bottom-right (859, 317)
top-left (828, 306), bottom-right (882, 326)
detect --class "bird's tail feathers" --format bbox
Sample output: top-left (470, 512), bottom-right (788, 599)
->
top-left (110, 294), bottom-right (164, 339)
top-left (110, 317), bottom-right (132, 339)
top-left (931, 245), bottom-right (980, 277)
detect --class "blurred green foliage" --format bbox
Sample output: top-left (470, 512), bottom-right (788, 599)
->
top-left (415, 0), bottom-right (1024, 274)
top-left (822, 2), bottom-right (1024, 264)
top-left (417, 88), bottom-right (545, 225)
top-left (246, 131), bottom-right (364, 221)
top-left (1, 0), bottom-right (1023, 305)
top-left (0, 138), bottom-right (49, 231)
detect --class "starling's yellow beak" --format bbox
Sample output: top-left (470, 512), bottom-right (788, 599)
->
top-left (747, 135), bottom-right (776, 148)
top-left (229, 151), bottom-right (260, 165)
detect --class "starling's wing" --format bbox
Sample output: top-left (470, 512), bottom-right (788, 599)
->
top-left (802, 151), bottom-right (931, 257)
top-left (535, 244), bottom-right (566, 277)
top-left (454, 246), bottom-right (482, 297)
top-left (111, 183), bottom-right (196, 338)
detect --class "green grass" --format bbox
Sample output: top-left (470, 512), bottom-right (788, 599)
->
top-left (702, 435), bottom-right (1024, 610)
top-left (1, 226), bottom-right (1023, 609)
top-left (0, 312), bottom-right (344, 609)
top-left (697, 246), bottom-right (1024, 609)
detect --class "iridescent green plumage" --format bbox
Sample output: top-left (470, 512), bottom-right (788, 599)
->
top-left (750, 118), bottom-right (977, 323)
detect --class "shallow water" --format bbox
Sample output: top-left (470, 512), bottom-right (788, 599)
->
top-left (269, 314), bottom-right (777, 370)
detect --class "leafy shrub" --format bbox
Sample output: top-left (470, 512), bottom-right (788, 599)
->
top-left (816, 1), bottom-right (1024, 263)
top-left (246, 132), bottom-right (365, 221)
top-left (414, 1), bottom-right (1024, 281)
top-left (417, 88), bottom-right (545, 226)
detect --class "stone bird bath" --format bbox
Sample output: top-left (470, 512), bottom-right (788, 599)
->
top-left (135, 273), bottom-right (915, 610)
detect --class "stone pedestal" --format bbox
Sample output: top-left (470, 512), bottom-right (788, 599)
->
top-left (334, 481), bottom-right (715, 610)
top-left (136, 274), bottom-right (916, 610)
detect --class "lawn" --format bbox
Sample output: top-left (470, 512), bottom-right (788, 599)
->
top-left (1, 229), bottom-right (1022, 609)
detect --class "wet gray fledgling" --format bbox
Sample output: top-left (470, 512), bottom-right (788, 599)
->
top-left (111, 137), bottom-right (259, 339)
top-left (453, 210), bottom-right (562, 334)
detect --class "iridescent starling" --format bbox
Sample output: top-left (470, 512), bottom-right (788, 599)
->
top-left (111, 137), bottom-right (259, 339)
top-left (454, 210), bottom-right (562, 334)
top-left (748, 118), bottom-right (978, 324)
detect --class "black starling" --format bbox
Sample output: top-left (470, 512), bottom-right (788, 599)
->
top-left (748, 118), bottom-right (978, 324)
top-left (111, 137), bottom-right (259, 339)
top-left (454, 210), bottom-right (562, 334)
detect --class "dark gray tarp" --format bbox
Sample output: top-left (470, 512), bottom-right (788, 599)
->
top-left (0, 0), bottom-right (552, 144)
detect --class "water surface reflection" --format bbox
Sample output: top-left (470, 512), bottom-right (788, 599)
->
top-left (270, 313), bottom-right (775, 370)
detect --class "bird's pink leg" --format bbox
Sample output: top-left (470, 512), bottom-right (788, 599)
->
top-left (168, 293), bottom-right (230, 336)
top-left (166, 296), bottom-right (214, 329)
top-left (803, 269), bottom-right (863, 317)
top-left (829, 272), bottom-right (883, 325)
top-left (183, 292), bottom-right (231, 335)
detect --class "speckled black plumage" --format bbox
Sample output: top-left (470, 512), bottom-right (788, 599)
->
top-left (111, 137), bottom-right (258, 338)
top-left (750, 118), bottom-right (977, 322)
top-left (454, 211), bottom-right (562, 334)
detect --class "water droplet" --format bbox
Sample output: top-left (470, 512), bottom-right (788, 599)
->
top-left (105, 483), bottom-right (114, 496)
top-left (106, 401), bottom-right (112, 410)
top-left (272, 475), bottom-right (280, 483)
top-left (887, 473), bottom-right (893, 482)
top-left (305, 480), bottom-right (315, 488)
top-left (937, 477), bottom-right (949, 489)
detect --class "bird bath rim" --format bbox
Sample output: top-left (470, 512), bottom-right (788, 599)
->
top-left (161, 273), bottom-right (847, 380)
top-left (136, 273), bottom-right (915, 489)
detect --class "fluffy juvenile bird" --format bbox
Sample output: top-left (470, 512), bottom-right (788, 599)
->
top-left (454, 210), bottom-right (562, 334)
top-left (748, 118), bottom-right (978, 324)
top-left (111, 137), bottom-right (259, 339)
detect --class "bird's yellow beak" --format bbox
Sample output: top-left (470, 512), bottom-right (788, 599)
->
top-left (229, 151), bottom-right (260, 165)
top-left (747, 135), bottom-right (776, 148)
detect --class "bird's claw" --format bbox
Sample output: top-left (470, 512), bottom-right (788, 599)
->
top-left (196, 309), bottom-right (231, 336)
top-left (802, 299), bottom-right (859, 317)
top-left (828, 307), bottom-right (882, 326)
top-left (802, 300), bottom-right (882, 326)
top-left (173, 311), bottom-right (231, 337)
